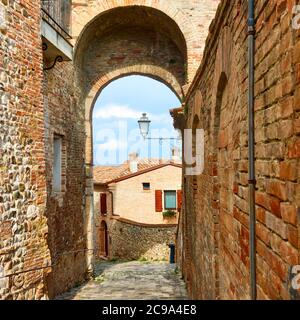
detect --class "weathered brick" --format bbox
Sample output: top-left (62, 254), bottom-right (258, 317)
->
top-left (279, 160), bottom-right (298, 181)
top-left (287, 224), bottom-right (298, 248)
top-left (266, 180), bottom-right (288, 201)
top-left (280, 203), bottom-right (298, 226)
top-left (0, 0), bottom-right (51, 300)
top-left (280, 96), bottom-right (294, 118)
top-left (287, 138), bottom-right (300, 158)
top-left (279, 241), bottom-right (299, 265)
top-left (295, 86), bottom-right (300, 111)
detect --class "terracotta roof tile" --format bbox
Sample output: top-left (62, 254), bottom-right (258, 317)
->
top-left (94, 158), bottom-right (181, 184)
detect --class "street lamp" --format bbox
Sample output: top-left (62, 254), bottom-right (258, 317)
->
top-left (138, 113), bottom-right (151, 139)
top-left (137, 113), bottom-right (181, 160)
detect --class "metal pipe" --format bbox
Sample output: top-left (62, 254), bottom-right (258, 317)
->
top-left (248, 0), bottom-right (257, 300)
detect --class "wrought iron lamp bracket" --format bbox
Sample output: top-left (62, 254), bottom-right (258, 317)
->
top-left (43, 56), bottom-right (64, 71)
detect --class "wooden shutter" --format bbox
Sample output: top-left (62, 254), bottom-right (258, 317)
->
top-left (177, 190), bottom-right (183, 212)
top-left (100, 193), bottom-right (107, 215)
top-left (155, 190), bottom-right (163, 212)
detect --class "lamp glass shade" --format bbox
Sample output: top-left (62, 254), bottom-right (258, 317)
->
top-left (138, 113), bottom-right (151, 139)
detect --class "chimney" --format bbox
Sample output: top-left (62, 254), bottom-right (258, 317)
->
top-left (128, 152), bottom-right (138, 173)
top-left (171, 147), bottom-right (181, 163)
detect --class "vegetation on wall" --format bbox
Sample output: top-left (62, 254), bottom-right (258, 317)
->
top-left (162, 210), bottom-right (177, 218)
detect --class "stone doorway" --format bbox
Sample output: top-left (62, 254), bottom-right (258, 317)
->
top-left (99, 221), bottom-right (109, 258)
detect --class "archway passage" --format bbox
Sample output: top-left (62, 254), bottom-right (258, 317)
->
top-left (93, 75), bottom-right (181, 165)
top-left (76, 6), bottom-right (187, 102)
top-left (99, 221), bottom-right (109, 257)
top-left (77, 6), bottom-right (188, 167)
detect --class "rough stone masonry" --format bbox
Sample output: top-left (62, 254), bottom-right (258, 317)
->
top-left (1, 0), bottom-right (299, 300)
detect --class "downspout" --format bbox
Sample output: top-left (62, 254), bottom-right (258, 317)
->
top-left (248, 0), bottom-right (257, 300)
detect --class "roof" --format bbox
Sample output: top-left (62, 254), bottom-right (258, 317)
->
top-left (94, 159), bottom-right (182, 185)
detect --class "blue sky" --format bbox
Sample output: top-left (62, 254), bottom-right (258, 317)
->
top-left (93, 75), bottom-right (182, 165)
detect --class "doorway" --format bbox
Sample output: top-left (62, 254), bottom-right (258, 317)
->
top-left (99, 220), bottom-right (108, 257)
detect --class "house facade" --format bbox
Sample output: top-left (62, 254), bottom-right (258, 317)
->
top-left (93, 154), bottom-right (182, 261)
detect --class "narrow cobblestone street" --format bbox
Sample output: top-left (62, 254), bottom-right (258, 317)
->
top-left (56, 261), bottom-right (188, 300)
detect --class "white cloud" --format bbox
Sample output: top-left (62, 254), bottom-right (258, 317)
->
top-left (94, 104), bottom-right (141, 120)
top-left (93, 103), bottom-right (172, 124)
top-left (96, 139), bottom-right (128, 151)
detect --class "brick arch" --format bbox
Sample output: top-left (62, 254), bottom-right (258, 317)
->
top-left (194, 90), bottom-right (203, 119)
top-left (210, 26), bottom-right (232, 146)
top-left (72, 1), bottom-right (190, 44)
top-left (84, 68), bottom-right (182, 164)
top-left (89, 65), bottom-right (184, 110)
top-left (71, 1), bottom-right (200, 82)
top-left (213, 26), bottom-right (232, 84)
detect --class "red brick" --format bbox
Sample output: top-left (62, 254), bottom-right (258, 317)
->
top-left (256, 206), bottom-right (266, 224)
top-left (269, 196), bottom-right (282, 218)
top-left (287, 224), bottom-right (298, 248)
top-left (295, 86), bottom-right (300, 111)
top-left (266, 180), bottom-right (288, 201)
top-left (279, 241), bottom-right (299, 265)
top-left (279, 161), bottom-right (298, 181)
top-left (287, 138), bottom-right (300, 158)
top-left (280, 203), bottom-right (297, 226)
top-left (256, 222), bottom-right (271, 245)
top-left (176, 0), bottom-right (300, 301)
top-left (256, 192), bottom-right (269, 211)
top-left (280, 96), bottom-right (294, 118)
top-left (269, 251), bottom-right (288, 282)
top-left (294, 117), bottom-right (300, 134)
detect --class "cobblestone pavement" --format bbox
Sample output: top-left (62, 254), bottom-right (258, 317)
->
top-left (56, 261), bottom-right (187, 300)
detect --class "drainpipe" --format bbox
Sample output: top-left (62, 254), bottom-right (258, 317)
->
top-left (248, 0), bottom-right (257, 300)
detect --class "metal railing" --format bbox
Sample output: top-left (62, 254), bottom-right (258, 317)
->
top-left (41, 0), bottom-right (72, 40)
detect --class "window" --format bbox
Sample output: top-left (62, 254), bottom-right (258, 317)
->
top-left (164, 191), bottom-right (177, 210)
top-left (143, 182), bottom-right (150, 190)
top-left (100, 193), bottom-right (107, 215)
top-left (53, 135), bottom-right (62, 192)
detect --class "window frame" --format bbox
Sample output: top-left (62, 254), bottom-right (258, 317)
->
top-left (142, 182), bottom-right (151, 191)
top-left (164, 190), bottom-right (177, 210)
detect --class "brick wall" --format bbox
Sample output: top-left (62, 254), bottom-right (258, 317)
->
top-left (178, 0), bottom-right (300, 300)
top-left (72, 0), bottom-right (220, 85)
top-left (42, 62), bottom-right (88, 298)
top-left (0, 0), bottom-right (51, 299)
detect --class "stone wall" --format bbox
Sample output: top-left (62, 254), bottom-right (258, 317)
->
top-left (0, 0), bottom-right (91, 299)
top-left (42, 62), bottom-right (88, 298)
top-left (0, 0), bottom-right (51, 299)
top-left (178, 0), bottom-right (300, 300)
top-left (108, 218), bottom-right (176, 261)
